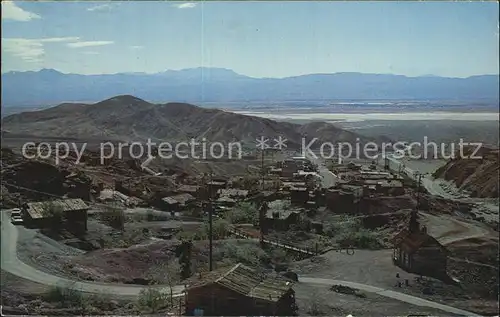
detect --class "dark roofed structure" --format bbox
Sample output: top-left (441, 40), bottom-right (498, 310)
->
top-left (218, 188), bottom-right (249, 199)
top-left (392, 215), bottom-right (449, 278)
top-left (162, 193), bottom-right (195, 206)
top-left (25, 199), bottom-right (89, 220)
top-left (186, 263), bottom-right (297, 316)
top-left (23, 198), bottom-right (89, 231)
top-left (177, 184), bottom-right (200, 195)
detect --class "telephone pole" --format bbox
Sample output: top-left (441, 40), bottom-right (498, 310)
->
top-left (415, 172), bottom-right (423, 211)
top-left (406, 171), bottom-right (424, 233)
top-left (207, 172), bottom-right (213, 271)
top-left (261, 149), bottom-right (265, 191)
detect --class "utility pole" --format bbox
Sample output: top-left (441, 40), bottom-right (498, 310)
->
top-left (384, 156), bottom-right (390, 170)
top-left (409, 171), bottom-right (423, 233)
top-left (415, 172), bottom-right (423, 211)
top-left (207, 172), bottom-right (213, 271)
top-left (261, 149), bottom-right (265, 191)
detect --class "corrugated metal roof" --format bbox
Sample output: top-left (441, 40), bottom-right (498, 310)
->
top-left (177, 185), bottom-right (200, 193)
top-left (393, 229), bottom-right (446, 254)
top-left (25, 199), bottom-right (89, 219)
top-left (162, 193), bottom-right (195, 205)
top-left (218, 189), bottom-right (249, 197)
top-left (189, 263), bottom-right (293, 302)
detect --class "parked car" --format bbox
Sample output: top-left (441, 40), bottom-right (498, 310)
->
top-left (11, 214), bottom-right (23, 225)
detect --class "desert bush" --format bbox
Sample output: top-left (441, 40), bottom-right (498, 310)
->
top-left (224, 202), bottom-right (259, 225)
top-left (325, 218), bottom-right (382, 249)
top-left (136, 288), bottom-right (168, 313)
top-left (216, 240), bottom-right (269, 267)
top-left (43, 285), bottom-right (84, 308)
top-left (202, 218), bottom-right (230, 239)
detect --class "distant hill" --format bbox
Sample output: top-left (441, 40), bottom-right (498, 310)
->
top-left (1, 68), bottom-right (498, 106)
top-left (2, 95), bottom-right (383, 149)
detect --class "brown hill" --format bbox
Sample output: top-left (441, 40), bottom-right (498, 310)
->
top-left (2, 95), bottom-right (381, 149)
top-left (433, 147), bottom-right (499, 198)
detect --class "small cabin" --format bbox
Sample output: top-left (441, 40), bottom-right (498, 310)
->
top-left (185, 263), bottom-right (297, 316)
top-left (392, 228), bottom-right (448, 278)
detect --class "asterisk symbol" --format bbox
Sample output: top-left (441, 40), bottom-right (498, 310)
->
top-left (255, 136), bottom-right (270, 150)
top-left (273, 136), bottom-right (287, 149)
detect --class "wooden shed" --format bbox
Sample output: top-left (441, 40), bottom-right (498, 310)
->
top-left (185, 263), bottom-right (297, 316)
top-left (23, 198), bottom-right (89, 231)
top-left (392, 228), bottom-right (448, 278)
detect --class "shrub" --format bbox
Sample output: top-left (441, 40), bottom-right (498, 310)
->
top-left (224, 202), bottom-right (258, 225)
top-left (136, 288), bottom-right (168, 313)
top-left (216, 240), bottom-right (269, 267)
top-left (325, 218), bottom-right (382, 249)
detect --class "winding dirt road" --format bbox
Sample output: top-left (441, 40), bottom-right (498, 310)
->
top-left (0, 210), bottom-right (484, 315)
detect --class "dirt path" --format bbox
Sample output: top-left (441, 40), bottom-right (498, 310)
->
top-left (0, 210), bottom-right (490, 315)
top-left (299, 277), bottom-right (482, 317)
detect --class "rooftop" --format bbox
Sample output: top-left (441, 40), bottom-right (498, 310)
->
top-left (189, 263), bottom-right (293, 302)
top-left (177, 184), bottom-right (200, 193)
top-left (25, 199), bottom-right (89, 219)
top-left (393, 229), bottom-right (446, 254)
top-left (218, 188), bottom-right (249, 197)
top-left (162, 193), bottom-right (195, 205)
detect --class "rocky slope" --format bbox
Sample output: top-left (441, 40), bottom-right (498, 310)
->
top-left (433, 147), bottom-right (499, 198)
top-left (1, 95), bottom-right (382, 148)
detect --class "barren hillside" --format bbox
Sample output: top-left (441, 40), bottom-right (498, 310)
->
top-left (433, 147), bottom-right (499, 198)
top-left (2, 95), bottom-right (380, 148)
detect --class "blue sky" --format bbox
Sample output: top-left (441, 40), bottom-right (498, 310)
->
top-left (1, 1), bottom-right (499, 78)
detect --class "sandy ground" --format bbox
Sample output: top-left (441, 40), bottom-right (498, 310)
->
top-left (291, 249), bottom-right (498, 315)
top-left (294, 282), bottom-right (454, 316)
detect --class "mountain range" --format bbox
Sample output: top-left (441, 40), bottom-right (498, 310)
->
top-left (2, 68), bottom-right (498, 106)
top-left (1, 95), bottom-right (386, 148)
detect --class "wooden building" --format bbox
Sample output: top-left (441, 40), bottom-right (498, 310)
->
top-left (290, 187), bottom-right (309, 205)
top-left (392, 227), bottom-right (448, 278)
top-left (161, 193), bottom-right (196, 213)
top-left (263, 207), bottom-right (302, 231)
top-left (176, 184), bottom-right (201, 198)
top-left (218, 189), bottom-right (249, 200)
top-left (23, 198), bottom-right (89, 231)
top-left (185, 263), bottom-right (297, 316)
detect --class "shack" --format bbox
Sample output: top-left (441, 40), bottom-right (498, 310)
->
top-left (218, 189), bottom-right (249, 200)
top-left (263, 201), bottom-right (303, 231)
top-left (392, 228), bottom-right (448, 278)
top-left (23, 198), bottom-right (89, 231)
top-left (176, 184), bottom-right (201, 198)
top-left (185, 263), bottom-right (297, 316)
top-left (161, 193), bottom-right (196, 213)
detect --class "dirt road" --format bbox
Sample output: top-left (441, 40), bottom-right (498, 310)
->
top-left (1, 210), bottom-right (185, 298)
top-left (0, 210), bottom-right (489, 315)
top-left (299, 277), bottom-right (481, 317)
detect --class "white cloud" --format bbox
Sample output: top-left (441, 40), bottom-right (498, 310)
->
top-left (172, 3), bottom-right (197, 9)
top-left (87, 3), bottom-right (119, 12)
top-left (2, 37), bottom-right (80, 63)
top-left (1, 1), bottom-right (41, 21)
top-left (82, 51), bottom-right (100, 55)
top-left (130, 45), bottom-right (144, 50)
top-left (67, 41), bottom-right (114, 48)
